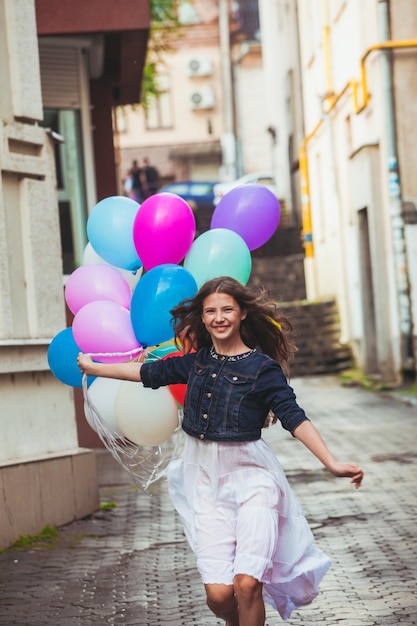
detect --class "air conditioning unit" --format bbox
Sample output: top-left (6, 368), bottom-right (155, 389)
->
top-left (189, 86), bottom-right (216, 110)
top-left (187, 57), bottom-right (213, 77)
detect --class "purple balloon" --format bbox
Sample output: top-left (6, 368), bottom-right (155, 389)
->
top-left (65, 264), bottom-right (132, 314)
top-left (72, 301), bottom-right (141, 363)
top-left (132, 193), bottom-right (196, 270)
top-left (211, 184), bottom-right (280, 250)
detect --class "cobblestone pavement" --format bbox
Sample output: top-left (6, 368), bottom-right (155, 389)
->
top-left (1, 376), bottom-right (416, 625)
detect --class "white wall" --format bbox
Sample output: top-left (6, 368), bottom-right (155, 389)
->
top-left (258, 0), bottom-right (304, 207)
top-left (233, 47), bottom-right (272, 175)
top-left (260, 0), bottom-right (417, 380)
top-left (120, 46), bottom-right (224, 150)
top-left (0, 0), bottom-right (80, 465)
top-left (296, 0), bottom-right (402, 378)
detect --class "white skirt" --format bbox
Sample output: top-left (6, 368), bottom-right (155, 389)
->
top-left (167, 434), bottom-right (331, 621)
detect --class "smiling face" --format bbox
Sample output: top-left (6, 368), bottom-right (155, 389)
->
top-left (201, 292), bottom-right (247, 350)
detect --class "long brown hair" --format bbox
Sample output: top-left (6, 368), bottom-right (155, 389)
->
top-left (170, 276), bottom-right (296, 374)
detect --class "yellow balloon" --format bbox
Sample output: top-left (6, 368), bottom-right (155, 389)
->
top-left (115, 381), bottom-right (179, 446)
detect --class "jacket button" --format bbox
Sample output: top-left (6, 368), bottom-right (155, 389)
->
top-left (232, 376), bottom-right (238, 381)
top-left (207, 392), bottom-right (211, 398)
top-left (200, 434), bottom-right (205, 440)
top-left (211, 373), bottom-right (216, 378)
top-left (203, 413), bottom-right (208, 419)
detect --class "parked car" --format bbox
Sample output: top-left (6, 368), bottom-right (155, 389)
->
top-left (213, 171), bottom-right (277, 205)
top-left (159, 180), bottom-right (218, 233)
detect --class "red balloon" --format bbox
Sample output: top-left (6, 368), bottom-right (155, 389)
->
top-left (162, 349), bottom-right (189, 407)
top-left (170, 383), bottom-right (187, 407)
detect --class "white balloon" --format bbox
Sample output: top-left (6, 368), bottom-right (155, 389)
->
top-left (82, 242), bottom-right (143, 290)
top-left (85, 377), bottom-right (124, 436)
top-left (115, 381), bottom-right (179, 446)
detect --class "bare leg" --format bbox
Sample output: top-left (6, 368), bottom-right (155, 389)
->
top-left (233, 574), bottom-right (265, 626)
top-left (205, 583), bottom-right (239, 626)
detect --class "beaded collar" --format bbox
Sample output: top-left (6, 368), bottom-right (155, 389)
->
top-left (209, 345), bottom-right (256, 362)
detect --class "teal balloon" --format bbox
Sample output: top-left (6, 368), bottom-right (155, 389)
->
top-left (130, 264), bottom-right (198, 348)
top-left (184, 228), bottom-right (252, 287)
top-left (48, 328), bottom-right (95, 388)
top-left (149, 342), bottom-right (178, 359)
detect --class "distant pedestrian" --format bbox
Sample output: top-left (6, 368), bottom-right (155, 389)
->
top-left (123, 170), bottom-right (134, 197)
top-left (141, 157), bottom-right (159, 198)
top-left (77, 276), bottom-right (364, 625)
top-left (126, 159), bottom-right (143, 202)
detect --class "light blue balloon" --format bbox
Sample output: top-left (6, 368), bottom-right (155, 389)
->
top-left (184, 228), bottom-right (252, 287)
top-left (130, 264), bottom-right (198, 348)
top-left (87, 196), bottom-right (142, 271)
top-left (48, 328), bottom-right (95, 388)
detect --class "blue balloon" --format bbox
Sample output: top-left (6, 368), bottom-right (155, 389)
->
top-left (87, 196), bottom-right (142, 271)
top-left (48, 328), bottom-right (95, 388)
top-left (130, 264), bottom-right (198, 348)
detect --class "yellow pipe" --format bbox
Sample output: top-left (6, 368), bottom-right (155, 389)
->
top-left (355, 39), bottom-right (417, 113)
top-left (321, 0), bottom-right (335, 107)
top-left (300, 39), bottom-right (417, 257)
top-left (323, 25), bottom-right (333, 93)
top-left (299, 121), bottom-right (323, 258)
top-left (323, 81), bottom-right (351, 114)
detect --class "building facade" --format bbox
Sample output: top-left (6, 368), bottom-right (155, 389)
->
top-left (117, 0), bottom-right (274, 188)
top-left (0, 0), bottom-right (149, 549)
top-left (260, 0), bottom-right (417, 383)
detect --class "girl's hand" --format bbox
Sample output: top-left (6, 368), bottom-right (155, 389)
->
top-left (132, 351), bottom-right (147, 364)
top-left (77, 353), bottom-right (94, 376)
top-left (328, 461), bottom-right (364, 489)
top-left (76, 351), bottom-right (143, 382)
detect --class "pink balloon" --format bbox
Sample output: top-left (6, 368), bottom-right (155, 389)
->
top-left (65, 264), bottom-right (132, 314)
top-left (132, 193), bottom-right (196, 270)
top-left (73, 301), bottom-right (142, 363)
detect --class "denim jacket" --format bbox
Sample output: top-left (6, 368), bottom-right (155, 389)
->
top-left (140, 346), bottom-right (309, 442)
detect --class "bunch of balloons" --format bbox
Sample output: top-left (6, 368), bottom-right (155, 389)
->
top-left (48, 184), bottom-right (280, 446)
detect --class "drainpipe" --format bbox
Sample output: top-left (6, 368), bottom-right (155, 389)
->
top-left (299, 0), bottom-right (335, 300)
top-left (219, 0), bottom-right (237, 182)
top-left (378, 0), bottom-right (415, 374)
top-left (232, 42), bottom-right (250, 178)
top-left (299, 123), bottom-right (321, 298)
top-left (321, 0), bottom-right (333, 101)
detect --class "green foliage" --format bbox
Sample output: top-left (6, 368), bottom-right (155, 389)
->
top-left (11, 525), bottom-right (59, 550)
top-left (141, 0), bottom-right (183, 109)
top-left (339, 368), bottom-right (388, 391)
top-left (150, 0), bottom-right (179, 24)
top-left (100, 501), bottom-right (118, 510)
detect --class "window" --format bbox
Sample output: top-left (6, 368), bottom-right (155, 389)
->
top-left (146, 73), bottom-right (173, 130)
top-left (40, 109), bottom-right (88, 274)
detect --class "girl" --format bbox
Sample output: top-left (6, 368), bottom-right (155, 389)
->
top-left (77, 276), bottom-right (363, 625)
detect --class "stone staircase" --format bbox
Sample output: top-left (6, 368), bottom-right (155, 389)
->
top-left (247, 227), bottom-right (353, 377)
top-left (280, 299), bottom-right (353, 377)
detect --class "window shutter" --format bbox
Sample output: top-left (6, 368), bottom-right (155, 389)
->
top-left (39, 45), bottom-right (81, 109)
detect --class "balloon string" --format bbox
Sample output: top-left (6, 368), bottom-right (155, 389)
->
top-left (81, 352), bottom-right (183, 490)
top-left (82, 374), bottom-right (183, 490)
top-left (86, 346), bottom-right (171, 360)
top-left (86, 347), bottom-right (144, 359)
